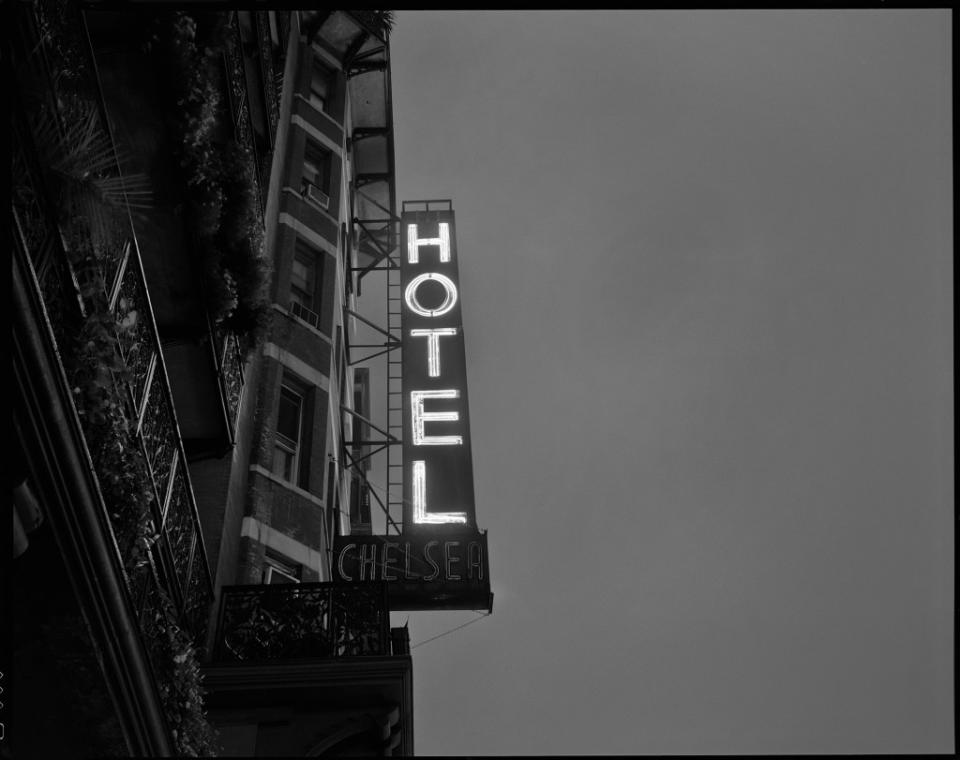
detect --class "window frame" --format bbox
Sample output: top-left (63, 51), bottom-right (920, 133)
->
top-left (308, 57), bottom-right (336, 114)
top-left (273, 383), bottom-right (305, 484)
top-left (289, 240), bottom-right (323, 327)
top-left (302, 141), bottom-right (332, 197)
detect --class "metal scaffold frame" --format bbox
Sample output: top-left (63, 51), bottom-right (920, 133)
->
top-left (334, 13), bottom-right (403, 536)
top-left (341, 199), bottom-right (459, 537)
top-left (342, 208), bottom-right (404, 536)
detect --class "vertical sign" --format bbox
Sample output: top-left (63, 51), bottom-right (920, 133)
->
top-left (400, 208), bottom-right (478, 530)
top-left (334, 203), bottom-right (491, 612)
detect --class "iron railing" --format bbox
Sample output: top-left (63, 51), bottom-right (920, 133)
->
top-left (255, 10), bottom-right (280, 143)
top-left (213, 582), bottom-right (391, 661)
top-left (222, 12), bottom-right (265, 220)
top-left (11, 120), bottom-right (83, 355)
top-left (11, 4), bottom-right (214, 646)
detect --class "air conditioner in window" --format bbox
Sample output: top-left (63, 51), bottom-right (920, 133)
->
top-left (303, 181), bottom-right (330, 210)
top-left (290, 300), bottom-right (320, 328)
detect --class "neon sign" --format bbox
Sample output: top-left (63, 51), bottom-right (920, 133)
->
top-left (409, 328), bottom-right (458, 377)
top-left (404, 272), bottom-right (458, 317)
top-left (333, 203), bottom-right (491, 613)
top-left (399, 210), bottom-right (478, 528)
top-left (333, 532), bottom-right (490, 611)
top-left (336, 536), bottom-right (484, 582)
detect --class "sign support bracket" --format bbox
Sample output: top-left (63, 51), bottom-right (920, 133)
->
top-left (340, 447), bottom-right (402, 534)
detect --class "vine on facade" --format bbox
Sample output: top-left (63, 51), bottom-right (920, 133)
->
top-left (149, 11), bottom-right (272, 353)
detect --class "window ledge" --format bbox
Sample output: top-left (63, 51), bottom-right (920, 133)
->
top-left (294, 92), bottom-right (344, 131)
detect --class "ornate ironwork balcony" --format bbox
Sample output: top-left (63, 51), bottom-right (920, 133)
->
top-left (223, 11), bottom-right (265, 220)
top-left (213, 582), bottom-right (392, 662)
top-left (107, 233), bottom-right (215, 645)
top-left (11, 5), bottom-right (214, 647)
top-left (11, 121), bottom-right (82, 354)
top-left (255, 10), bottom-right (280, 143)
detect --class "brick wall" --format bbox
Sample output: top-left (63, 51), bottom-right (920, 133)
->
top-left (186, 348), bottom-right (267, 591)
top-left (270, 304), bottom-right (334, 367)
top-left (236, 523), bottom-right (323, 585)
top-left (246, 469), bottom-right (327, 551)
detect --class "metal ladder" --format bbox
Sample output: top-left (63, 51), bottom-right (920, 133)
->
top-left (385, 263), bottom-right (404, 534)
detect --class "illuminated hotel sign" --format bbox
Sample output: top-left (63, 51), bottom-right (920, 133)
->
top-left (400, 207), bottom-right (478, 529)
top-left (333, 203), bottom-right (492, 612)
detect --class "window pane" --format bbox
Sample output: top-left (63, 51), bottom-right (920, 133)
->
top-left (304, 143), bottom-right (330, 191)
top-left (310, 60), bottom-right (334, 112)
top-left (291, 252), bottom-right (314, 310)
top-left (290, 287), bottom-right (311, 310)
top-left (292, 257), bottom-right (312, 290)
top-left (303, 159), bottom-right (318, 186)
top-left (273, 445), bottom-right (295, 481)
top-left (290, 244), bottom-right (323, 320)
top-left (277, 387), bottom-right (302, 442)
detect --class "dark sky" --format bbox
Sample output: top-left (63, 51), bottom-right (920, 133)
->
top-left (362, 10), bottom-right (952, 755)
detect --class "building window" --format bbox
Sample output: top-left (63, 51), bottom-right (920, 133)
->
top-left (263, 549), bottom-right (301, 584)
top-left (350, 476), bottom-right (372, 534)
top-left (290, 240), bottom-right (323, 327)
top-left (309, 58), bottom-right (336, 113)
top-left (302, 141), bottom-right (332, 209)
top-left (273, 383), bottom-right (305, 483)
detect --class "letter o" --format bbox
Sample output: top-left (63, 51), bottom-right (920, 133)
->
top-left (404, 273), bottom-right (458, 318)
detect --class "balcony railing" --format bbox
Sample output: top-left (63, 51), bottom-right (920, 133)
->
top-left (255, 10), bottom-right (280, 143)
top-left (11, 6), bottom-right (213, 647)
top-left (222, 13), bottom-right (265, 220)
top-left (213, 582), bottom-right (392, 661)
top-left (111, 242), bottom-right (215, 638)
